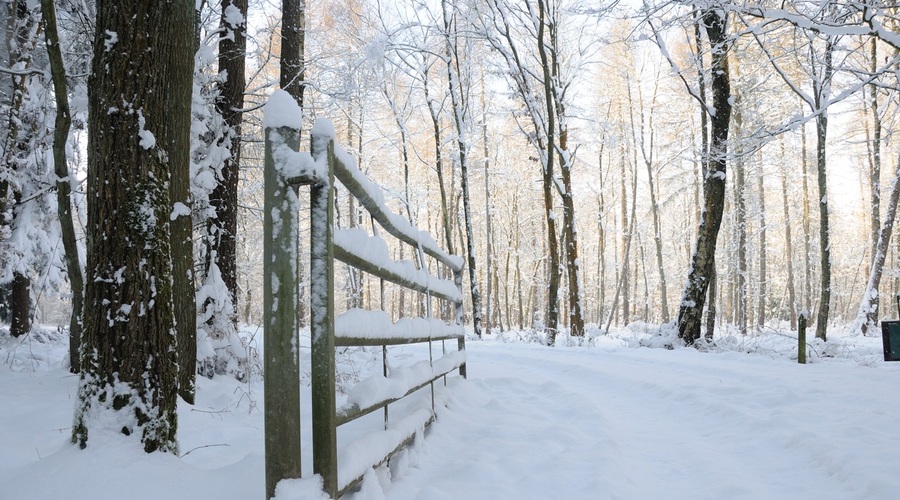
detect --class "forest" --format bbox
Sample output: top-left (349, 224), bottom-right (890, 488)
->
top-left (2, 0), bottom-right (900, 497)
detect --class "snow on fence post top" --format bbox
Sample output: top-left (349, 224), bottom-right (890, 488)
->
top-left (262, 89), bottom-right (302, 130)
top-left (311, 117), bottom-right (336, 139)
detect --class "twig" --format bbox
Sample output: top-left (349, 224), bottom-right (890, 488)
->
top-left (179, 443), bottom-right (229, 458)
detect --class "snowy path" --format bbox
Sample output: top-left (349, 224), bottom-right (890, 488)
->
top-left (375, 343), bottom-right (900, 500)
top-left (3, 334), bottom-right (900, 500)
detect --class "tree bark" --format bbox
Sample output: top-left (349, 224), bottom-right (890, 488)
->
top-left (281, 0), bottom-right (307, 327)
top-left (207, 0), bottom-right (248, 329)
top-left (677, 9), bottom-right (731, 345)
top-left (74, 0), bottom-right (192, 453)
top-left (733, 100), bottom-right (748, 335)
top-left (801, 118), bottom-right (812, 312)
top-left (41, 0), bottom-right (84, 371)
top-left (757, 165), bottom-right (767, 330)
top-left (167, 0), bottom-right (196, 403)
top-left (2, 0), bottom-right (36, 339)
top-left (780, 142), bottom-right (797, 330)
top-left (813, 40), bottom-right (835, 341)
top-left (443, 0), bottom-right (481, 338)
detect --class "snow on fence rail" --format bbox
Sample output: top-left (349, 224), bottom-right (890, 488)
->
top-left (262, 90), bottom-right (467, 499)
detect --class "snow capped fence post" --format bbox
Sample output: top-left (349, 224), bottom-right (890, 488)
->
top-left (262, 91), bottom-right (304, 499)
top-left (310, 121), bottom-right (339, 498)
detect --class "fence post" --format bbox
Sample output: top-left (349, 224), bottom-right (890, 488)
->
top-left (263, 124), bottom-right (302, 499)
top-left (798, 310), bottom-right (808, 365)
top-left (310, 127), bottom-right (338, 497)
top-left (454, 269), bottom-right (467, 379)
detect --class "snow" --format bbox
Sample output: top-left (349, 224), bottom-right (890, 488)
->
top-left (136, 110), bottom-right (156, 150)
top-left (317, 131), bottom-right (462, 272)
top-left (103, 30), bottom-right (117, 52)
top-left (333, 229), bottom-right (463, 303)
top-left (223, 3), bottom-right (245, 28)
top-left (336, 309), bottom-right (463, 340)
top-left (3, 325), bottom-right (900, 499)
top-left (262, 90), bottom-right (303, 130)
top-left (170, 202), bottom-right (191, 221)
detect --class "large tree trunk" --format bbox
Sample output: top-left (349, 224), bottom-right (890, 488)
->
top-left (677, 9), bottom-right (731, 345)
top-left (73, 0), bottom-right (192, 453)
top-left (168, 0), bottom-right (196, 403)
top-left (41, 0), bottom-right (84, 371)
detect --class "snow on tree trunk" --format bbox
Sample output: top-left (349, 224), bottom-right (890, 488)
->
top-left (72, 0), bottom-right (192, 454)
top-left (677, 9), bottom-right (731, 345)
top-left (205, 0), bottom-right (247, 338)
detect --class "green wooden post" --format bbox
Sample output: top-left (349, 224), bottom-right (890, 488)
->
top-left (263, 125), bottom-right (303, 499)
top-left (798, 310), bottom-right (808, 365)
top-left (310, 131), bottom-right (338, 497)
top-left (454, 269), bottom-right (467, 379)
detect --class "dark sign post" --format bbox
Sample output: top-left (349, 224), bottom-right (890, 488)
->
top-left (882, 320), bottom-right (900, 362)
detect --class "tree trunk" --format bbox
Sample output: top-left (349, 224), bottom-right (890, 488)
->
top-left (869, 37), bottom-right (881, 268)
top-left (207, 0), bottom-right (248, 330)
top-left (733, 102), bottom-right (748, 335)
top-left (780, 142), bottom-right (797, 330)
top-left (705, 262), bottom-right (716, 340)
top-left (74, 0), bottom-right (191, 453)
top-left (813, 40), bottom-right (834, 342)
top-left (281, 0), bottom-right (305, 102)
top-left (41, 0), bottom-right (84, 371)
top-left (757, 165), bottom-right (767, 330)
top-left (443, 0), bottom-right (481, 338)
top-left (167, 0), bottom-right (196, 403)
top-left (533, 2), bottom-right (559, 343)
top-left (9, 272), bottom-right (29, 336)
top-left (282, 0), bottom-right (307, 327)
top-left (801, 119), bottom-right (812, 311)
top-left (3, 0), bottom-right (36, 340)
top-left (646, 157), bottom-right (668, 324)
top-left (858, 157), bottom-right (900, 335)
top-left (677, 9), bottom-right (731, 345)
top-left (620, 149), bottom-right (629, 326)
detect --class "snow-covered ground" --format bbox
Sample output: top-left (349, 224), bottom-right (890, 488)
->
top-left (1, 324), bottom-right (898, 499)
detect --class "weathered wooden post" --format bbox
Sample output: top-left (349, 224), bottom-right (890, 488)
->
top-left (798, 310), bottom-right (808, 365)
top-left (454, 269), bottom-right (467, 379)
top-left (310, 120), bottom-right (338, 497)
top-left (263, 91), bottom-right (303, 499)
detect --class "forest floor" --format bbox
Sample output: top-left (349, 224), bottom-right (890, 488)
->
top-left (1, 322), bottom-right (898, 499)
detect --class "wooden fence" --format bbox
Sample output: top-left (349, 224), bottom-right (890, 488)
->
top-left (262, 91), bottom-right (467, 499)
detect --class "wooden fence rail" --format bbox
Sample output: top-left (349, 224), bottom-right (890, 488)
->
top-left (262, 90), bottom-right (467, 499)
